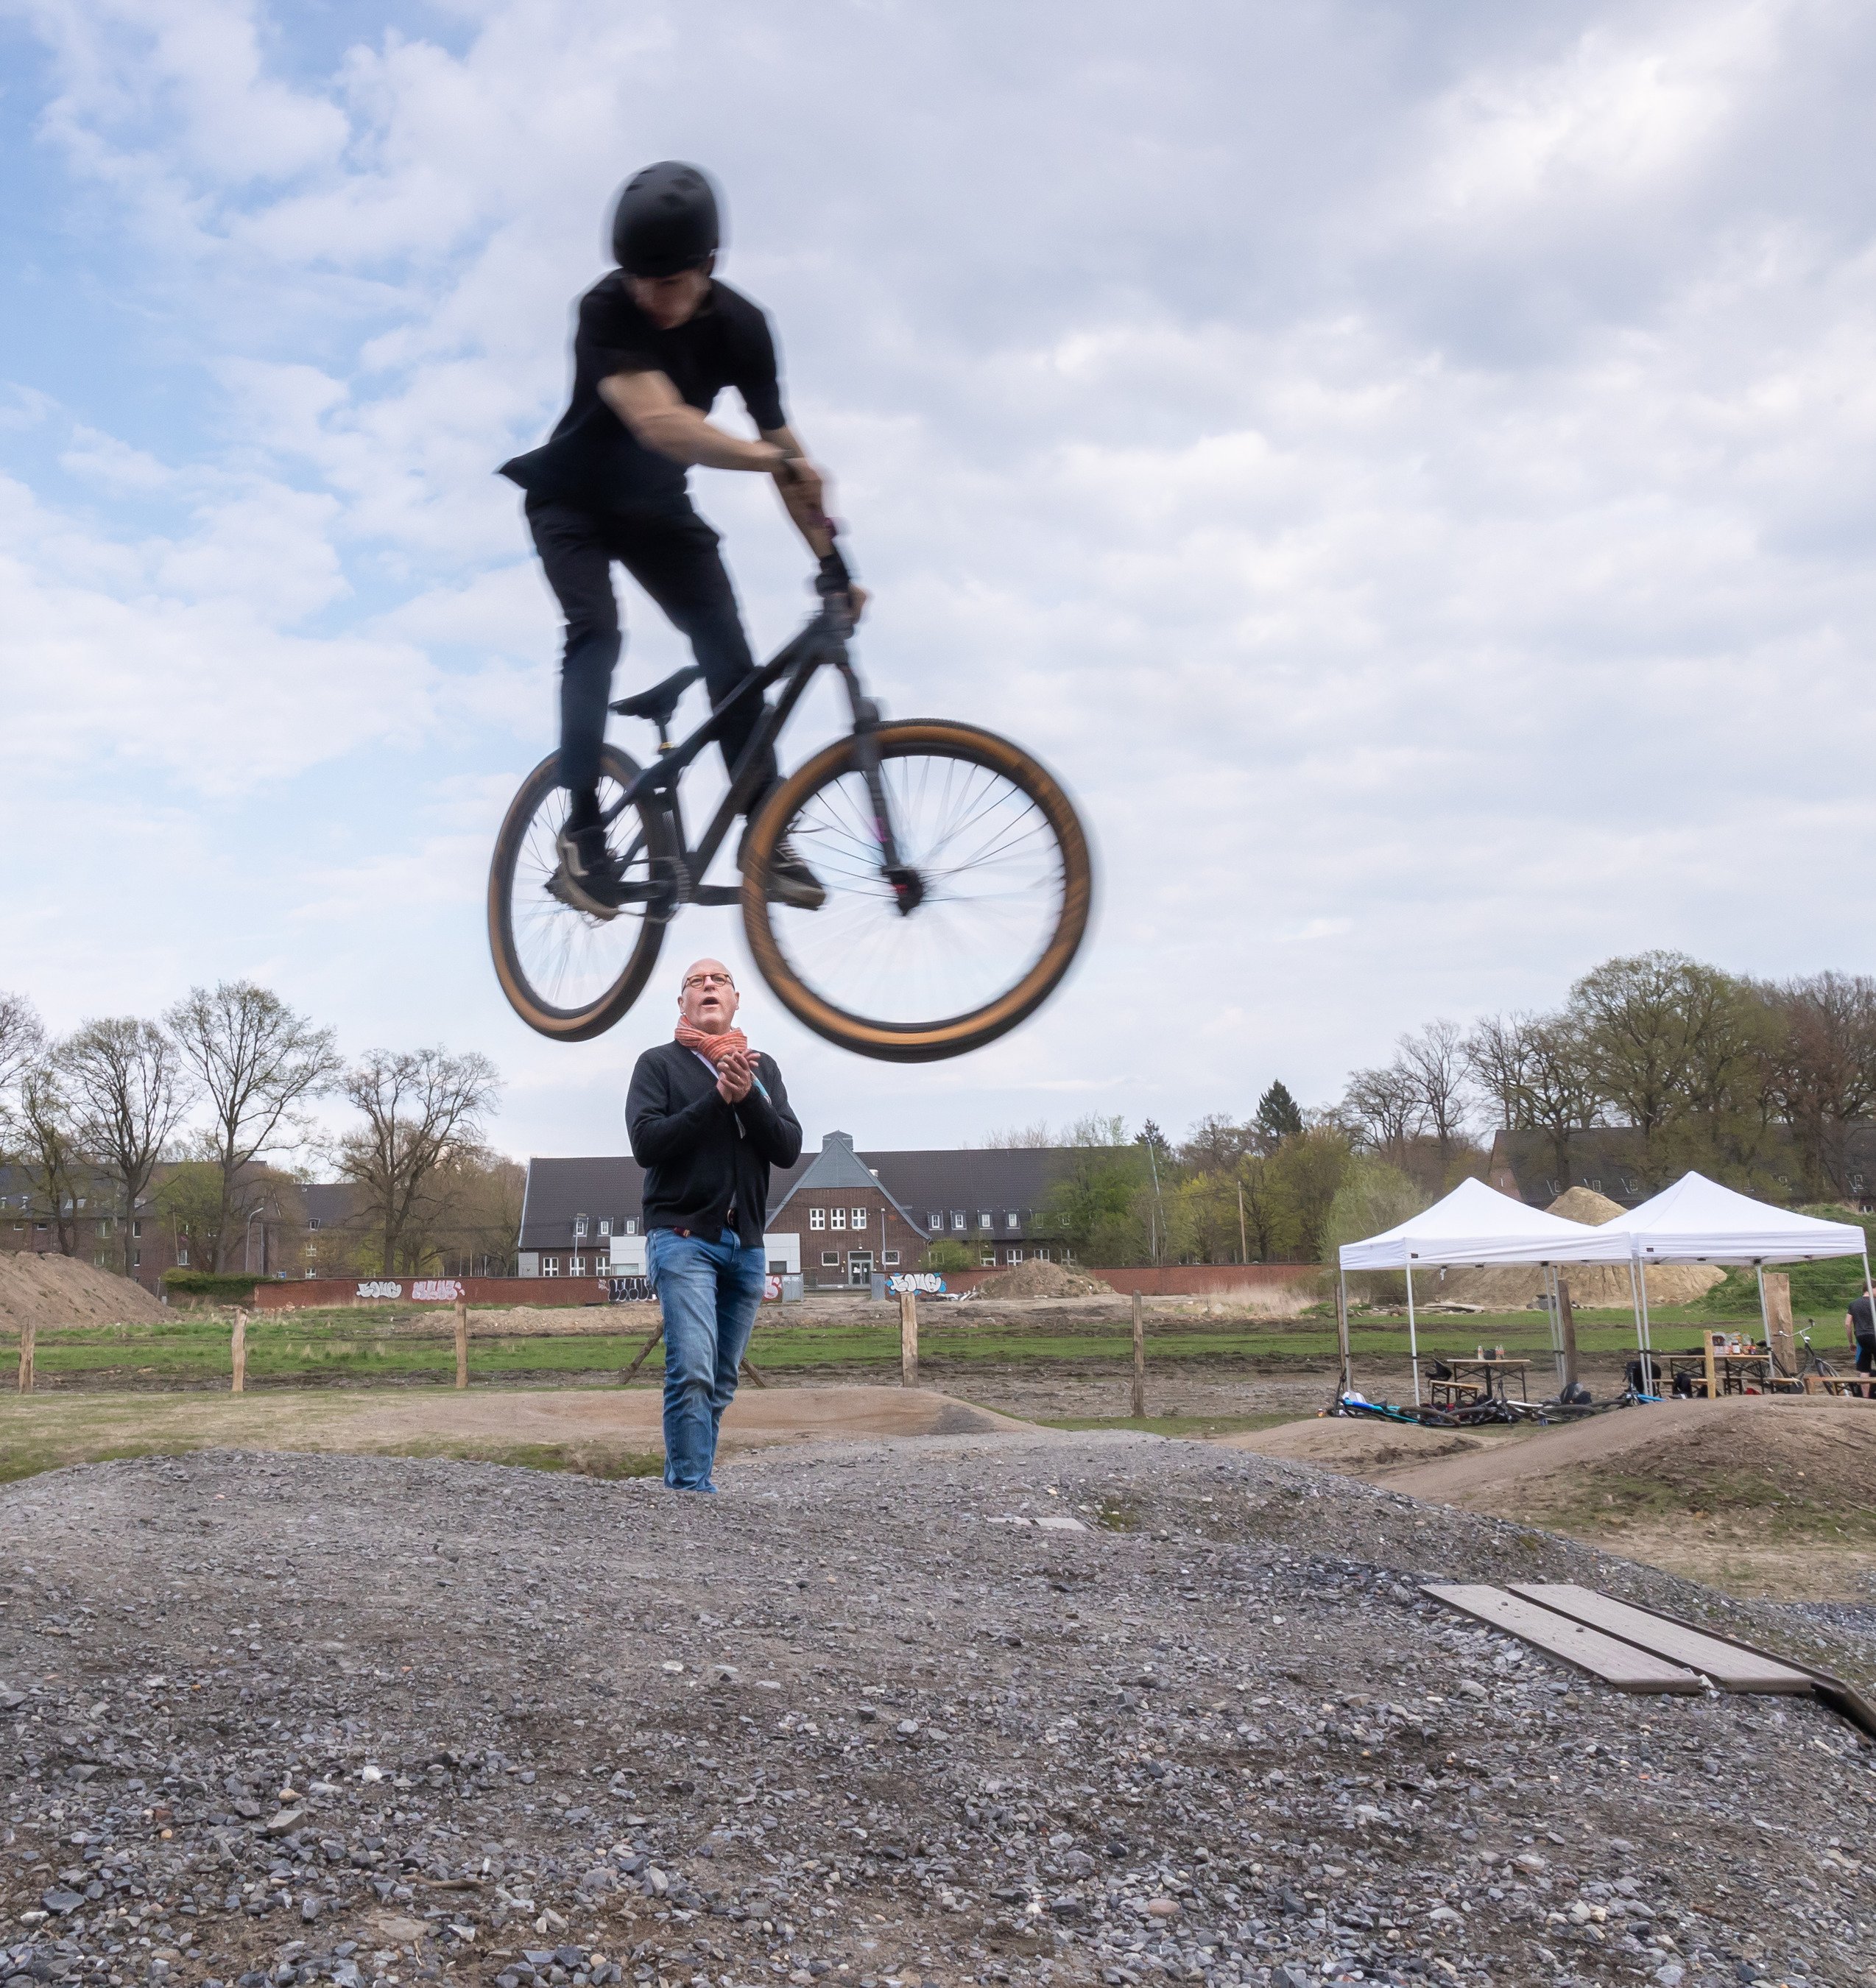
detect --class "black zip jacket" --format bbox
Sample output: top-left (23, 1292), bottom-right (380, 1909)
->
top-left (626, 1041), bottom-right (803, 1249)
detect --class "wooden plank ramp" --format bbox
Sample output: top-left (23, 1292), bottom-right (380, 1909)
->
top-left (1421, 1585), bottom-right (1703, 1693)
top-left (1508, 1584), bottom-right (1813, 1693)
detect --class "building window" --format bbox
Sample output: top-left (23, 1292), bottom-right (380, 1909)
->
top-left (543, 1257), bottom-right (560, 1277)
top-left (981, 1251), bottom-right (995, 1267)
top-left (809, 1208), bottom-right (826, 1230)
top-left (928, 1211), bottom-right (942, 1231)
top-left (1036, 1247), bottom-right (1051, 1262)
top-left (820, 1251), bottom-right (839, 1267)
top-left (177, 1247), bottom-right (190, 1267)
top-left (852, 1206), bottom-right (867, 1229)
top-left (570, 1255), bottom-right (585, 1275)
top-left (1006, 1210), bottom-right (1020, 1228)
top-left (831, 1208), bottom-right (847, 1230)
top-left (951, 1210), bottom-right (965, 1230)
top-left (625, 1219), bottom-right (638, 1235)
top-left (599, 1219), bottom-right (612, 1238)
top-left (1009, 1249), bottom-right (1023, 1263)
top-left (133, 1251), bottom-right (141, 1271)
top-left (306, 1217), bottom-right (320, 1232)
top-left (978, 1211), bottom-right (992, 1229)
top-left (574, 1214), bottom-right (589, 1239)
top-left (883, 1250), bottom-right (900, 1266)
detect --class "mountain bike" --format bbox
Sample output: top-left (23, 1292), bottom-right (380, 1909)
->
top-left (487, 593), bottom-right (1093, 1061)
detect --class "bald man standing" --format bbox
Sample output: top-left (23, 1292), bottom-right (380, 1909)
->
top-left (626, 959), bottom-right (803, 1491)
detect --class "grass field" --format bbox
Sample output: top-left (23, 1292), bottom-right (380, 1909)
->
top-left (0, 1291), bottom-right (1808, 1391)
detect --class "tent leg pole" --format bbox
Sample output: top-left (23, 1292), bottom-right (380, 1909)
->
top-left (1862, 1247), bottom-right (1875, 1400)
top-left (1756, 1263), bottom-right (1768, 1347)
top-left (1406, 1264), bottom-right (1420, 1408)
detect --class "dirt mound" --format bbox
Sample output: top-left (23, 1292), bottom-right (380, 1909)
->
top-left (0, 1250), bottom-right (166, 1331)
top-left (1433, 1185), bottom-right (1722, 1309)
top-left (1216, 1416), bottom-right (1504, 1472)
top-left (1547, 1185), bottom-right (1626, 1224)
top-left (1382, 1394), bottom-right (1876, 1531)
top-left (967, 1260), bottom-right (1113, 1299)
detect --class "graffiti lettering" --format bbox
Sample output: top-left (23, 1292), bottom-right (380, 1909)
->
top-left (411, 1280), bottom-right (464, 1302)
top-left (356, 1280), bottom-right (403, 1300)
top-left (886, 1272), bottom-right (946, 1295)
top-left (608, 1276), bottom-right (653, 1303)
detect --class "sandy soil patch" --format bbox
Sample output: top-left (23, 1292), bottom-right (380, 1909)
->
top-left (0, 1251), bottom-right (165, 1330)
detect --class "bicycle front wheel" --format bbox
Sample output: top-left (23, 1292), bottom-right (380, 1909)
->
top-left (487, 745), bottom-right (674, 1041)
top-left (741, 720), bottom-right (1092, 1062)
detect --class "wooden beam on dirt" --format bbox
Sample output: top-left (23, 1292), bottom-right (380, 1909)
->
top-left (1422, 1585), bottom-right (1704, 1693)
top-left (900, 1288), bottom-right (919, 1389)
top-left (739, 1356), bottom-right (769, 1389)
top-left (621, 1322), bottom-right (663, 1384)
top-left (1556, 1279), bottom-right (1579, 1390)
top-left (230, 1309), bottom-right (247, 1395)
top-left (1507, 1584), bottom-right (1813, 1693)
top-left (16, 1322), bottom-right (33, 1395)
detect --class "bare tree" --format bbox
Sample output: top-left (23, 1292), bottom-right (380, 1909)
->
top-left (60, 1018), bottom-right (193, 1274)
top-left (0, 993), bottom-right (46, 1110)
top-left (165, 981), bottom-right (342, 1271)
top-left (1341, 1061), bottom-right (1425, 1168)
top-left (6, 1060), bottom-right (83, 1255)
top-left (337, 1048), bottom-right (502, 1274)
top-left (1464, 1013), bottom-right (1537, 1131)
top-left (1179, 1114), bottom-right (1254, 1174)
top-left (1397, 1018), bottom-right (1470, 1166)
top-left (977, 1118), bottom-right (1056, 1149)
top-left (1757, 970), bottom-right (1876, 1197)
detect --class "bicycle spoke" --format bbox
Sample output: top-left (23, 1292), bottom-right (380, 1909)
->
top-left (765, 746), bottom-right (1069, 1027)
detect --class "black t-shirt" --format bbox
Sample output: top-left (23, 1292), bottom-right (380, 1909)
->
top-left (1850, 1293), bottom-right (1875, 1340)
top-left (500, 274), bottom-right (786, 510)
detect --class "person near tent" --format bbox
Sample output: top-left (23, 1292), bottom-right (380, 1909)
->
top-left (1847, 1291), bottom-right (1876, 1397)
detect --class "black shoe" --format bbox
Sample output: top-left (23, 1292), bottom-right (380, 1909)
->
top-left (764, 836), bottom-right (826, 910)
top-left (554, 822), bottom-right (627, 916)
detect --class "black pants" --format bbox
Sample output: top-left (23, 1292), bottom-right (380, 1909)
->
top-left (1857, 1337), bottom-right (1875, 1397)
top-left (527, 498), bottom-right (775, 810)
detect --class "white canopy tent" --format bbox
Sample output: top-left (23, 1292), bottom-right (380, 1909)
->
top-left (1525, 1171), bottom-right (1873, 1371)
top-left (1337, 1178), bottom-right (1600, 1404)
top-left (1447, 1170), bottom-right (1875, 1378)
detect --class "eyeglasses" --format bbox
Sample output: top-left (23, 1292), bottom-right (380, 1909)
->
top-left (683, 972), bottom-right (736, 990)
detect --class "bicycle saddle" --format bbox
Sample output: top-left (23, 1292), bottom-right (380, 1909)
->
top-left (610, 665), bottom-right (702, 729)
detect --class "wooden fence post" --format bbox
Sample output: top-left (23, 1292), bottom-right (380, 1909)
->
top-left (454, 1300), bottom-right (470, 1389)
top-left (230, 1310), bottom-right (247, 1395)
top-left (1131, 1291), bottom-right (1146, 1419)
top-left (1763, 1272), bottom-right (1795, 1378)
top-left (1556, 1279), bottom-right (1580, 1390)
top-left (17, 1322), bottom-right (34, 1395)
top-left (900, 1287), bottom-right (919, 1388)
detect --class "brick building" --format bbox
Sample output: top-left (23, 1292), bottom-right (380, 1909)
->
top-left (514, 1136), bottom-right (1087, 1287)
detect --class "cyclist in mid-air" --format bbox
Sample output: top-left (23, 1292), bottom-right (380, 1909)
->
top-left (500, 161), bottom-right (861, 914)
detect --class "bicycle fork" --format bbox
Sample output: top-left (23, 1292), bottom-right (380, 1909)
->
top-left (840, 662), bottom-right (924, 916)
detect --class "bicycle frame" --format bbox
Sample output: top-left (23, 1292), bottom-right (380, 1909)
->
top-left (599, 599), bottom-right (911, 913)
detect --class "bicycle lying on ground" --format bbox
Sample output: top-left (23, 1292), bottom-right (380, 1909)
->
top-left (487, 592), bottom-right (1093, 1061)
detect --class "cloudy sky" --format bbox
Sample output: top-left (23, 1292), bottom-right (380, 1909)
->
top-left (4, 0), bottom-right (1874, 1163)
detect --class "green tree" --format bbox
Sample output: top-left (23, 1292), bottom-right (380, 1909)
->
top-left (1253, 1079), bottom-right (1304, 1152)
top-left (923, 1238), bottom-right (978, 1272)
top-left (1265, 1126), bottom-right (1354, 1263)
top-left (5, 1059), bottom-right (83, 1256)
top-left (1042, 1141), bottom-right (1151, 1265)
top-left (1322, 1155), bottom-right (1428, 1305)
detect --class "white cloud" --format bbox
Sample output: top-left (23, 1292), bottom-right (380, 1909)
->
top-left (4, 0), bottom-right (1876, 1155)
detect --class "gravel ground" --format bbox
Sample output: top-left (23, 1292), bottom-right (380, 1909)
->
top-left (4, 1434), bottom-right (1875, 1988)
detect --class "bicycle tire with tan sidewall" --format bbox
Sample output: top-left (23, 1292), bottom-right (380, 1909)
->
top-left (741, 719), bottom-right (1093, 1062)
top-left (487, 744), bottom-right (674, 1043)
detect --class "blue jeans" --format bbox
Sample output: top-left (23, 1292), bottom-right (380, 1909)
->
top-left (646, 1227), bottom-right (766, 1490)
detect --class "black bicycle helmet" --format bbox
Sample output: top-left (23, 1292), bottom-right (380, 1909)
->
top-left (611, 162), bottom-right (720, 276)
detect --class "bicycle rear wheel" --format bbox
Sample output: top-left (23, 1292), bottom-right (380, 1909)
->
top-left (741, 719), bottom-right (1092, 1062)
top-left (487, 745), bottom-right (674, 1041)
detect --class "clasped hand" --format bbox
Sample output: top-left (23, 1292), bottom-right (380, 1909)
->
top-left (715, 1048), bottom-right (755, 1104)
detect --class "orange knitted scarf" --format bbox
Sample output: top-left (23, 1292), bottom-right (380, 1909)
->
top-left (674, 1020), bottom-right (752, 1067)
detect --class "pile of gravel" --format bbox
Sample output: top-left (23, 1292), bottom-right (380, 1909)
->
top-left (2, 1434), bottom-right (1873, 1988)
